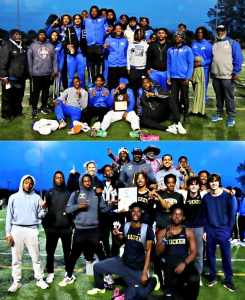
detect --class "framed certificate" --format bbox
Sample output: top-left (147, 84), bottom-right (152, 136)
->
top-left (114, 94), bottom-right (129, 111)
top-left (118, 187), bottom-right (137, 211)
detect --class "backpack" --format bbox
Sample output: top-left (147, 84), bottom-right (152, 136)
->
top-left (123, 222), bottom-right (148, 247)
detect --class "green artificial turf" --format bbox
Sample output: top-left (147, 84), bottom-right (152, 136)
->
top-left (0, 51), bottom-right (244, 141)
top-left (0, 209), bottom-right (245, 300)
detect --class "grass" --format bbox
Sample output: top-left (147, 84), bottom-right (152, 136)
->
top-left (0, 51), bottom-right (244, 141)
top-left (0, 209), bottom-right (245, 299)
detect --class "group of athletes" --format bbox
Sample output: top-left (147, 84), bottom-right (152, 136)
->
top-left (5, 144), bottom-right (242, 299)
top-left (1, 4), bottom-right (243, 136)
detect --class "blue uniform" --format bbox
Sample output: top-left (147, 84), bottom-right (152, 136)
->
top-left (83, 17), bottom-right (106, 46)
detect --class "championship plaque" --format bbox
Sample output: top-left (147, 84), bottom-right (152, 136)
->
top-left (114, 93), bottom-right (129, 111)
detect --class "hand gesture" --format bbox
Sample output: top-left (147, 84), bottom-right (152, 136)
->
top-left (76, 90), bottom-right (81, 98)
top-left (112, 227), bottom-right (123, 235)
top-left (52, 100), bottom-right (59, 107)
top-left (122, 111), bottom-right (127, 119)
top-left (78, 200), bottom-right (89, 209)
top-left (102, 90), bottom-right (108, 97)
top-left (91, 90), bottom-right (96, 98)
top-left (70, 165), bottom-right (76, 174)
top-left (40, 196), bottom-right (47, 210)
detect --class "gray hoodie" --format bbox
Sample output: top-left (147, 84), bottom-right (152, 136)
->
top-left (65, 173), bottom-right (113, 230)
top-left (27, 39), bottom-right (57, 76)
top-left (5, 175), bottom-right (47, 236)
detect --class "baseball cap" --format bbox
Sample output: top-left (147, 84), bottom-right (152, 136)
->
top-left (216, 25), bottom-right (227, 31)
top-left (174, 31), bottom-right (185, 38)
top-left (131, 147), bottom-right (142, 154)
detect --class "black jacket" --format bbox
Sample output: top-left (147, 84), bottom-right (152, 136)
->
top-left (0, 40), bottom-right (28, 79)
top-left (43, 186), bottom-right (72, 229)
top-left (62, 25), bottom-right (87, 56)
top-left (146, 41), bottom-right (170, 71)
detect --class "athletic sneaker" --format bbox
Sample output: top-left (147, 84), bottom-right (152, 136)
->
top-left (104, 274), bottom-right (115, 284)
top-left (31, 110), bottom-right (38, 119)
top-left (239, 241), bottom-right (245, 246)
top-left (230, 239), bottom-right (239, 246)
top-left (129, 130), bottom-right (139, 138)
top-left (58, 275), bottom-right (76, 287)
top-left (226, 119), bottom-right (235, 127)
top-left (140, 134), bottom-right (160, 141)
top-left (87, 288), bottom-right (106, 295)
top-left (67, 124), bottom-right (82, 135)
top-left (41, 107), bottom-right (49, 115)
top-left (223, 281), bottom-right (238, 292)
top-left (8, 281), bottom-right (21, 293)
top-left (91, 121), bottom-right (101, 130)
top-left (59, 119), bottom-right (67, 129)
top-left (36, 279), bottom-right (49, 289)
top-left (205, 278), bottom-right (217, 287)
top-left (46, 273), bottom-right (55, 284)
top-left (112, 287), bottom-right (120, 298)
top-left (114, 294), bottom-right (125, 300)
top-left (153, 274), bottom-right (160, 291)
top-left (81, 122), bottom-right (90, 132)
top-left (210, 115), bottom-right (223, 121)
top-left (138, 130), bottom-right (148, 137)
top-left (87, 128), bottom-right (98, 137)
top-left (166, 124), bottom-right (177, 135)
top-left (176, 122), bottom-right (187, 134)
top-left (96, 129), bottom-right (107, 138)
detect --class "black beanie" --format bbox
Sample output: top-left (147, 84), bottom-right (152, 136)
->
top-left (38, 29), bottom-right (46, 36)
top-left (9, 29), bottom-right (21, 36)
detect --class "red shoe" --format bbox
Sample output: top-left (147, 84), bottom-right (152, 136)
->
top-left (140, 134), bottom-right (160, 141)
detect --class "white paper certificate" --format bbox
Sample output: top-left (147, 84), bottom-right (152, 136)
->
top-left (118, 187), bottom-right (137, 211)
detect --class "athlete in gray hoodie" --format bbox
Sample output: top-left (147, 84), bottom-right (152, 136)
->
top-left (5, 175), bottom-right (48, 292)
top-left (58, 173), bottom-right (115, 287)
top-left (27, 29), bottom-right (58, 118)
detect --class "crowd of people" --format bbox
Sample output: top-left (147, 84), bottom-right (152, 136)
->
top-left (5, 145), bottom-right (243, 299)
top-left (0, 5), bottom-right (243, 138)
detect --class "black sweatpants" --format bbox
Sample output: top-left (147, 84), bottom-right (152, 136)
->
top-left (82, 106), bottom-right (109, 125)
top-left (108, 67), bottom-right (128, 91)
top-left (31, 75), bottom-right (51, 110)
top-left (170, 78), bottom-right (189, 116)
top-left (87, 45), bottom-right (103, 82)
top-left (45, 226), bottom-right (72, 273)
top-left (66, 227), bottom-right (107, 277)
top-left (238, 216), bottom-right (245, 242)
top-left (164, 263), bottom-right (200, 300)
top-left (1, 79), bottom-right (25, 118)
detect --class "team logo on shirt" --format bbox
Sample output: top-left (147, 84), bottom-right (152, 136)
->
top-left (128, 165), bottom-right (133, 170)
top-left (187, 199), bottom-right (201, 205)
top-left (38, 47), bottom-right (51, 59)
top-left (168, 238), bottom-right (186, 245)
top-left (79, 193), bottom-right (86, 199)
top-left (127, 234), bottom-right (142, 243)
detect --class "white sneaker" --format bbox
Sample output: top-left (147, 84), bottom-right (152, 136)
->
top-left (58, 275), bottom-right (76, 287)
top-left (36, 279), bottom-right (49, 289)
top-left (92, 121), bottom-right (101, 130)
top-left (230, 239), bottom-right (239, 246)
top-left (176, 122), bottom-right (187, 134)
top-left (8, 281), bottom-right (21, 293)
top-left (59, 119), bottom-right (67, 129)
top-left (81, 122), bottom-right (90, 132)
top-left (46, 273), bottom-right (55, 283)
top-left (166, 124), bottom-right (177, 135)
top-left (104, 274), bottom-right (115, 284)
top-left (239, 241), bottom-right (245, 247)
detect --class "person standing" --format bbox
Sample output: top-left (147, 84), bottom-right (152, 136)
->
top-left (210, 25), bottom-right (243, 127)
top-left (202, 173), bottom-right (237, 292)
top-left (146, 28), bottom-right (170, 90)
top-left (5, 175), bottom-right (49, 292)
top-left (43, 171), bottom-right (72, 284)
top-left (83, 6), bottom-right (106, 83)
top-left (62, 14), bottom-right (87, 88)
top-left (0, 29), bottom-right (28, 122)
top-left (58, 173), bottom-right (114, 286)
top-left (167, 31), bottom-right (194, 122)
top-left (28, 29), bottom-right (57, 118)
